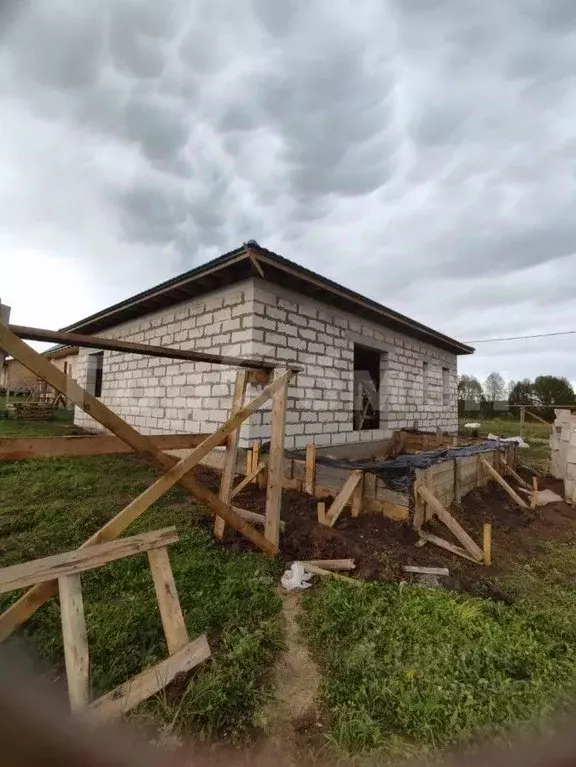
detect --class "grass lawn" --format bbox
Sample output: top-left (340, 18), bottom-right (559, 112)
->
top-left (302, 544), bottom-right (576, 756)
top-left (0, 416), bottom-right (283, 744)
top-left (459, 417), bottom-right (551, 465)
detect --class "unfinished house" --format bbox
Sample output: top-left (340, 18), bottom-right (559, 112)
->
top-left (62, 243), bottom-right (472, 450)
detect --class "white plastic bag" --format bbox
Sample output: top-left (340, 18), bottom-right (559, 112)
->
top-left (280, 562), bottom-right (313, 591)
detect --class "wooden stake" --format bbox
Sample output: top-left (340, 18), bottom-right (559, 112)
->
top-left (351, 473), bottom-right (364, 518)
top-left (265, 370), bottom-right (289, 548)
top-left (317, 501), bottom-right (327, 525)
top-left (214, 370), bottom-right (249, 539)
top-left (480, 458), bottom-right (529, 509)
top-left (251, 441), bottom-right (261, 483)
top-left (520, 406), bottom-right (525, 439)
top-left (417, 531), bottom-right (480, 563)
top-left (483, 523), bottom-right (492, 566)
top-left (326, 470), bottom-right (364, 528)
top-left (147, 547), bottom-right (189, 655)
top-left (304, 443), bottom-right (316, 495)
top-left (531, 477), bottom-right (539, 510)
top-left (59, 574), bottom-right (90, 712)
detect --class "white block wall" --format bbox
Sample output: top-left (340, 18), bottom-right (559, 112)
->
top-left (245, 280), bottom-right (458, 449)
top-left (73, 277), bottom-right (459, 449)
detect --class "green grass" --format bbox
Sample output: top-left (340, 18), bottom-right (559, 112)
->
top-left (0, 407), bottom-right (75, 436)
top-left (459, 417), bottom-right (551, 441)
top-left (0, 418), bottom-right (283, 743)
top-left (301, 544), bottom-right (576, 756)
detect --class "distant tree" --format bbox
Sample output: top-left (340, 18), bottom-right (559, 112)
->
top-left (533, 376), bottom-right (575, 420)
top-left (457, 375), bottom-right (483, 406)
top-left (508, 379), bottom-right (537, 408)
top-left (484, 371), bottom-right (506, 402)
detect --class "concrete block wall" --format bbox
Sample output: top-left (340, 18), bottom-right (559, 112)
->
top-left (74, 280), bottom-right (258, 445)
top-left (245, 279), bottom-right (458, 449)
top-left (550, 408), bottom-right (576, 503)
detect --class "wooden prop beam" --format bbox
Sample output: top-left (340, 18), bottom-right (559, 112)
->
top-left (231, 461), bottom-right (266, 499)
top-left (531, 477), bottom-right (539, 510)
top-left (302, 559), bottom-right (355, 571)
top-left (325, 470), bottom-right (364, 528)
top-left (59, 574), bottom-right (90, 712)
top-left (9, 324), bottom-right (276, 371)
top-left (500, 458), bottom-right (531, 490)
top-left (416, 485), bottom-right (483, 561)
top-left (417, 532), bottom-right (480, 563)
top-left (0, 433), bottom-right (221, 461)
top-left (301, 562), bottom-right (362, 586)
top-left (0, 326), bottom-right (288, 641)
top-left (233, 506), bottom-right (285, 531)
top-left (265, 370), bottom-right (289, 547)
top-left (85, 635), bottom-right (211, 724)
top-left (483, 523), bottom-right (492, 566)
top-left (214, 370), bottom-right (248, 539)
top-left (0, 528), bottom-right (178, 594)
top-left (480, 458), bottom-right (529, 508)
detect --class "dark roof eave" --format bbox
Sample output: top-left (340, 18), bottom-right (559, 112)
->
top-left (60, 243), bottom-right (474, 356)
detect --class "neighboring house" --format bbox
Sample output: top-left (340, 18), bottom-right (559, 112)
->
top-left (64, 243), bottom-right (473, 449)
top-left (1, 347), bottom-right (78, 398)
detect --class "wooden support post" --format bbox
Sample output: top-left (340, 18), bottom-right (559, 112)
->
top-left (317, 501), bottom-right (327, 525)
top-left (483, 523), bottom-right (492, 566)
top-left (416, 485), bottom-right (483, 561)
top-left (304, 443), bottom-right (316, 495)
top-left (265, 370), bottom-right (289, 548)
top-left (480, 458), bottom-right (529, 509)
top-left (59, 574), bottom-right (90, 712)
top-left (214, 370), bottom-right (249, 539)
top-left (326, 470), bottom-right (364, 528)
top-left (251, 442), bottom-right (260, 483)
top-left (531, 477), bottom-right (539, 510)
top-left (454, 459), bottom-right (462, 505)
top-left (351, 473), bottom-right (364, 517)
top-left (147, 547), bottom-right (189, 655)
top-left (520, 406), bottom-right (525, 439)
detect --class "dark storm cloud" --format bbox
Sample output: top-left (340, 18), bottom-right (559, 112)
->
top-left (2, 0), bottom-right (576, 384)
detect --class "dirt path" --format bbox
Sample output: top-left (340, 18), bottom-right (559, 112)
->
top-left (263, 589), bottom-right (322, 763)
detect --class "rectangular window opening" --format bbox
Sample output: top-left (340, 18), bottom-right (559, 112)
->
top-left (353, 344), bottom-right (381, 431)
top-left (86, 352), bottom-right (104, 398)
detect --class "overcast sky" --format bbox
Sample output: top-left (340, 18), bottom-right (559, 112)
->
top-left (1, 0), bottom-right (575, 387)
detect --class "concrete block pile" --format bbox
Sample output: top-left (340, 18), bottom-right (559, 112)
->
top-left (550, 408), bottom-right (576, 503)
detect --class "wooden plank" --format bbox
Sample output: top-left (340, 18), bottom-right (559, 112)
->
top-left (59, 574), bottom-right (90, 712)
top-left (483, 523), bottom-right (492, 566)
top-left (147, 547), bottom-right (189, 655)
top-left (214, 370), bottom-right (248, 539)
top-left (252, 442), bottom-right (262, 486)
top-left (302, 559), bottom-right (355, 571)
top-left (0, 528), bottom-right (179, 595)
top-left (326, 470), bottom-right (364, 528)
top-left (265, 370), bottom-right (289, 547)
top-left (500, 458), bottom-right (531, 490)
top-left (301, 563), bottom-right (362, 586)
top-left (417, 532), bottom-right (480, 563)
top-left (9, 324), bottom-right (276, 371)
top-left (0, 433), bottom-right (221, 461)
top-left (0, 328), bottom-right (285, 637)
top-left (416, 485), bottom-right (483, 560)
top-left (304, 443), bottom-right (316, 495)
top-left (531, 477), bottom-right (539, 510)
top-left (403, 565), bottom-right (450, 576)
top-left (85, 635), bottom-right (211, 724)
top-left (363, 472), bottom-right (377, 500)
top-left (351, 473), bottom-right (364, 518)
top-left (230, 461), bottom-right (266, 499)
top-left (480, 458), bottom-right (529, 508)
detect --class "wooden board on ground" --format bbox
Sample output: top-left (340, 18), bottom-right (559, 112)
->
top-left (59, 574), bottom-right (90, 712)
top-left (84, 635), bottom-right (211, 724)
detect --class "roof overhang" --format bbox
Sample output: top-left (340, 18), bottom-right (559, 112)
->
top-left (62, 244), bottom-right (474, 356)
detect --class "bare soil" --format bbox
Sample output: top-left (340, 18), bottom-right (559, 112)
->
top-left (193, 465), bottom-right (576, 598)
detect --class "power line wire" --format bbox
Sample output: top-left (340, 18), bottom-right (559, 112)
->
top-left (465, 329), bottom-right (576, 344)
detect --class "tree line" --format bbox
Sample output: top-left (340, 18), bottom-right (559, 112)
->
top-left (458, 372), bottom-right (575, 421)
